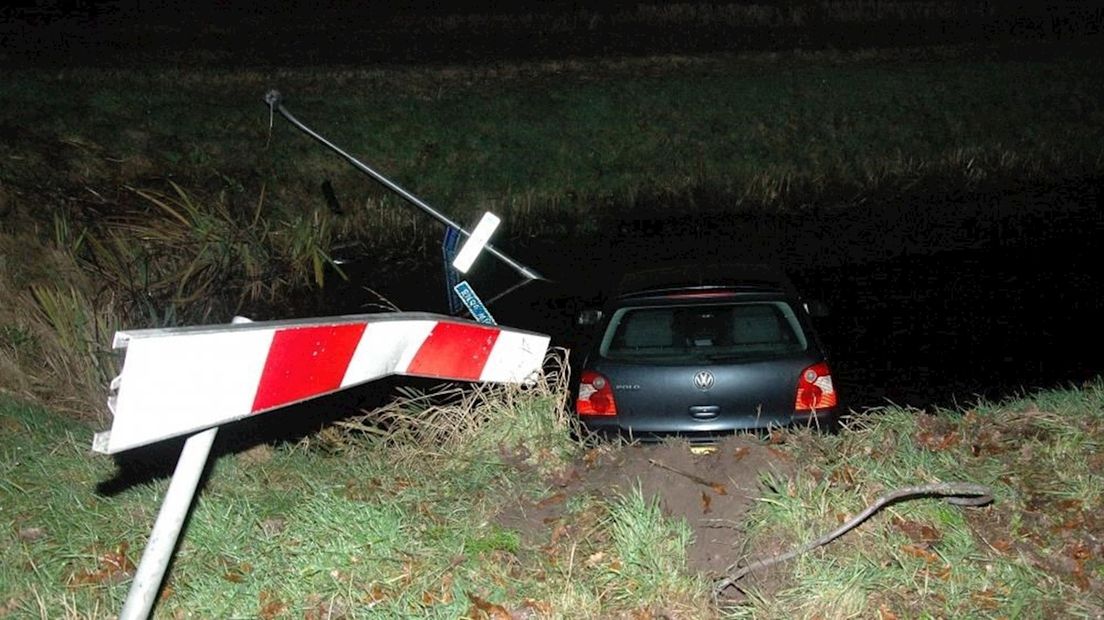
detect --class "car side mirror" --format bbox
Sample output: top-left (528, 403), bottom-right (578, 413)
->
top-left (804, 300), bottom-right (830, 318)
top-left (577, 309), bottom-right (604, 326)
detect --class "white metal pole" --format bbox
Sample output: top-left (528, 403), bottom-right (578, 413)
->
top-left (119, 425), bottom-right (218, 620)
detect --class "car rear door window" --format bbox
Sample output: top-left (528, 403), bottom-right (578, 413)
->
top-left (600, 302), bottom-right (807, 363)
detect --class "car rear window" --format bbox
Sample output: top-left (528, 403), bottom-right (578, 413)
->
top-left (600, 301), bottom-right (807, 363)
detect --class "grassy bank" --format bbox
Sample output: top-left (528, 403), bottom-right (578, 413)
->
top-left (731, 380), bottom-right (1104, 617)
top-left (0, 370), bottom-right (711, 618)
top-left (2, 372), bottom-right (1101, 617)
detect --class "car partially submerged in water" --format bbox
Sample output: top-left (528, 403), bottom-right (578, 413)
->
top-left (574, 264), bottom-right (838, 440)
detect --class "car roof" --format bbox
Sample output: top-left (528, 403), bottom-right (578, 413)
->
top-left (615, 262), bottom-right (797, 299)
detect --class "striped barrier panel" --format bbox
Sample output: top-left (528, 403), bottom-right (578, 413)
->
top-left (94, 312), bottom-right (550, 454)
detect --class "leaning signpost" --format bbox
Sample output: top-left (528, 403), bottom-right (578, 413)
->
top-left (99, 91), bottom-right (552, 619)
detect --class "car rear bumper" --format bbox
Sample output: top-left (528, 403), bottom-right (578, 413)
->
top-left (579, 409), bottom-right (837, 441)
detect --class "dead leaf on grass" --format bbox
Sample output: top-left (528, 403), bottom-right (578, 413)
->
top-left (701, 491), bottom-right (712, 514)
top-left (422, 573), bottom-right (455, 605)
top-left (583, 448), bottom-right (602, 467)
top-left (915, 430), bottom-right (958, 451)
top-left (971, 587), bottom-right (1003, 610)
top-left (1, 597), bottom-right (22, 616)
top-left (829, 465), bottom-right (857, 486)
top-left (260, 516), bottom-right (286, 537)
top-left (766, 446), bottom-right (792, 460)
top-left (1056, 513), bottom-right (1088, 533)
top-left (1067, 541), bottom-right (1092, 561)
top-left (513, 598), bottom-right (553, 619)
top-left (970, 428), bottom-right (1010, 457)
top-left (466, 593), bottom-right (510, 619)
top-left (258, 590), bottom-right (287, 619)
top-left (732, 446), bottom-right (750, 462)
top-left (550, 467), bottom-right (581, 487)
top-left (17, 526), bottom-right (45, 542)
top-left (1056, 498), bottom-right (1084, 512)
top-left (877, 604), bottom-right (899, 620)
top-left (361, 583), bottom-right (389, 606)
top-left (919, 565), bottom-right (952, 581)
top-left (892, 517), bottom-right (942, 546)
top-left (1071, 567), bottom-right (1091, 591)
top-left (238, 443), bottom-right (273, 465)
top-left (222, 562), bottom-right (253, 583)
top-left (900, 544), bottom-right (940, 564)
top-left (549, 523), bottom-right (569, 545)
top-left (536, 492), bottom-right (566, 509)
top-left (68, 542), bottom-right (136, 587)
top-left (991, 538), bottom-right (1014, 554)
top-left (304, 593), bottom-right (349, 620)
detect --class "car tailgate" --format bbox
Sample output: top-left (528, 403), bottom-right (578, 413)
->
top-left (592, 356), bottom-right (815, 433)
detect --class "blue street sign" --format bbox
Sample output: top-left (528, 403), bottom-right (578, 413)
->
top-left (453, 281), bottom-right (496, 325)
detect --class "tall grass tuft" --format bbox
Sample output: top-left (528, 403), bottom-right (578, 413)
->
top-left (83, 181), bottom-right (340, 325)
top-left (336, 349), bottom-right (577, 472)
top-left (602, 486), bottom-right (700, 606)
top-left (2, 179), bottom-right (348, 416)
top-left (27, 286), bottom-right (119, 422)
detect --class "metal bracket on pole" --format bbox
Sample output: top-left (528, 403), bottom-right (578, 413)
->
top-left (263, 90), bottom-right (545, 283)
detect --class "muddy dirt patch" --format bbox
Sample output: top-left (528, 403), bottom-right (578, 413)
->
top-left (497, 435), bottom-right (792, 578)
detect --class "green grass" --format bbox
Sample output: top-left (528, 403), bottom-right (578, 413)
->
top-left (727, 380), bottom-right (1104, 618)
top-left (5, 379), bottom-right (1104, 617)
top-left (0, 366), bottom-right (710, 618)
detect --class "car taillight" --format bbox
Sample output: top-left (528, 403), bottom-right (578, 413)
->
top-left (576, 370), bottom-right (617, 416)
top-left (795, 362), bottom-right (837, 411)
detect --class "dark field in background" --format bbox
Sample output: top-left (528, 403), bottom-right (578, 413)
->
top-left (3, 0), bottom-right (1103, 67)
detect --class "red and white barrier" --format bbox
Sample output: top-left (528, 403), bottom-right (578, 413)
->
top-left (94, 312), bottom-right (549, 454)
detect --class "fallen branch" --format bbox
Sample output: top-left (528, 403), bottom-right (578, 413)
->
top-left (714, 481), bottom-right (993, 595)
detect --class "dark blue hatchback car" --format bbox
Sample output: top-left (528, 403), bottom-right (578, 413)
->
top-left (574, 264), bottom-right (838, 440)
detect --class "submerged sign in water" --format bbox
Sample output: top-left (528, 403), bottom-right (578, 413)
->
top-left (454, 280), bottom-right (496, 325)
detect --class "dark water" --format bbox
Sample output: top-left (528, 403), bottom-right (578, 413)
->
top-left (327, 177), bottom-right (1103, 412)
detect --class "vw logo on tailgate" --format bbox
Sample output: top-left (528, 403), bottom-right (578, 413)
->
top-left (693, 370), bottom-right (715, 391)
